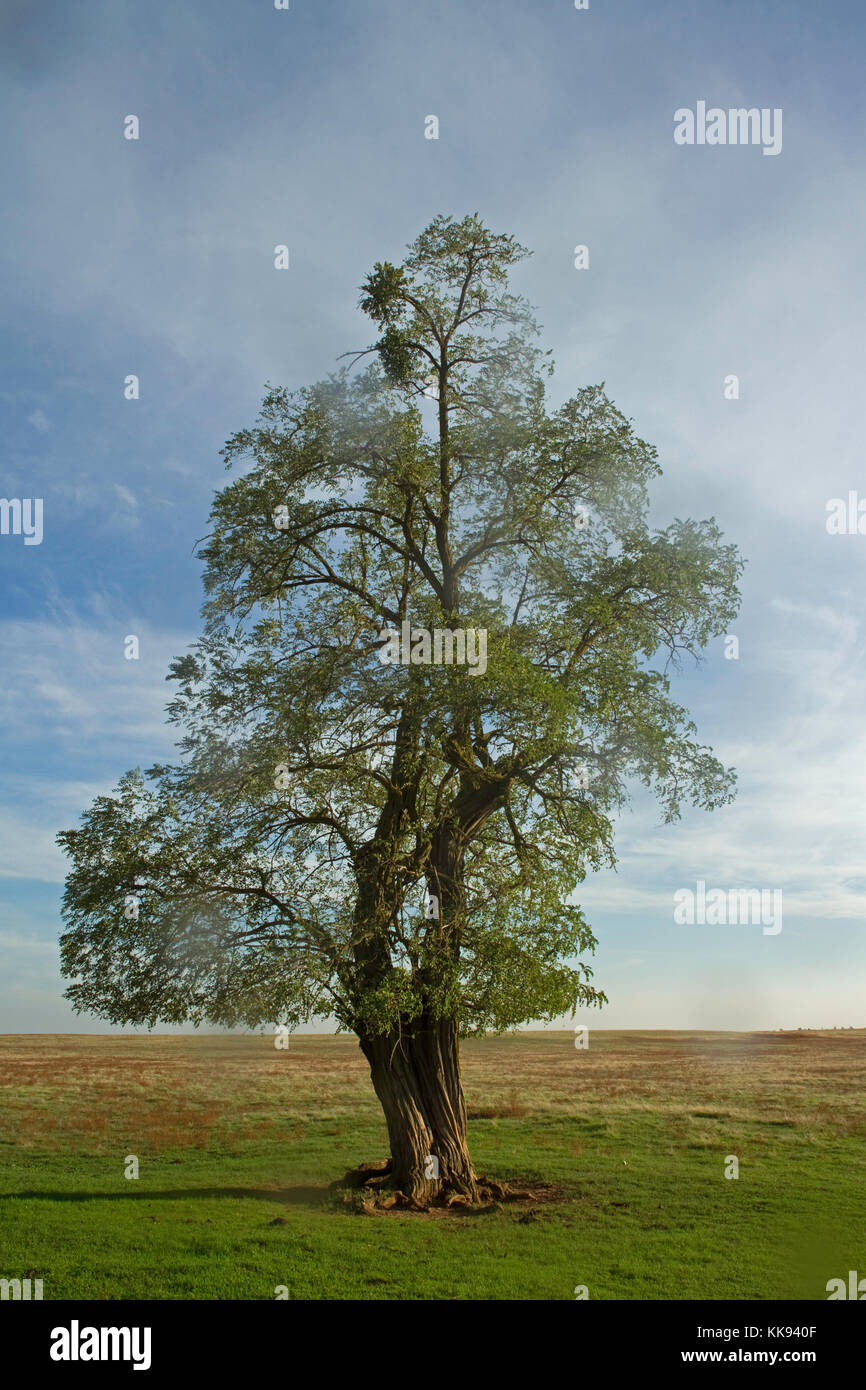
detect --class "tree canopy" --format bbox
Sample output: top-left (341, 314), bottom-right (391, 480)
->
top-left (59, 212), bottom-right (742, 1059)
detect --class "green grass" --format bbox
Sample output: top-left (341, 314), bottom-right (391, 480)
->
top-left (0, 1030), bottom-right (863, 1299)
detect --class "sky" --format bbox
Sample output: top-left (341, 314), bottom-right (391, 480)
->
top-left (1, 0), bottom-right (864, 1033)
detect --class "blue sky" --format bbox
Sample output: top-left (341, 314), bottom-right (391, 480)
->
top-left (1, 0), bottom-right (865, 1032)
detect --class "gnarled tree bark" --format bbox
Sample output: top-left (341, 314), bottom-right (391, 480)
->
top-left (359, 1015), bottom-right (478, 1205)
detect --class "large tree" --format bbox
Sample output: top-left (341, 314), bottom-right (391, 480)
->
top-left (58, 214), bottom-right (742, 1206)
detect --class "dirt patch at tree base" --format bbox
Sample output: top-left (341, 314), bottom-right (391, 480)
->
top-left (331, 1160), bottom-right (565, 1216)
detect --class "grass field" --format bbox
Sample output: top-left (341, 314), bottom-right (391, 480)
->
top-left (0, 1029), bottom-right (863, 1300)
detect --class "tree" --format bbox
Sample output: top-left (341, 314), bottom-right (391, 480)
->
top-left (58, 214), bottom-right (743, 1207)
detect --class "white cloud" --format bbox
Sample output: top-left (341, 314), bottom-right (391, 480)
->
top-left (0, 814), bottom-right (68, 883)
top-left (0, 616), bottom-right (191, 752)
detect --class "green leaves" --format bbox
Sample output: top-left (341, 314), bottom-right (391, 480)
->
top-left (359, 260), bottom-right (409, 324)
top-left (376, 325), bottom-right (423, 387)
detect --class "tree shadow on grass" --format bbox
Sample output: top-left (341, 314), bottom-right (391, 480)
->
top-left (0, 1185), bottom-right (332, 1208)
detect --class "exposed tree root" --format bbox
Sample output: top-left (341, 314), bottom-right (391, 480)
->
top-left (330, 1160), bottom-right (556, 1214)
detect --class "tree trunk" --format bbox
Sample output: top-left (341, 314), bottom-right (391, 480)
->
top-left (359, 1015), bottom-right (479, 1206)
